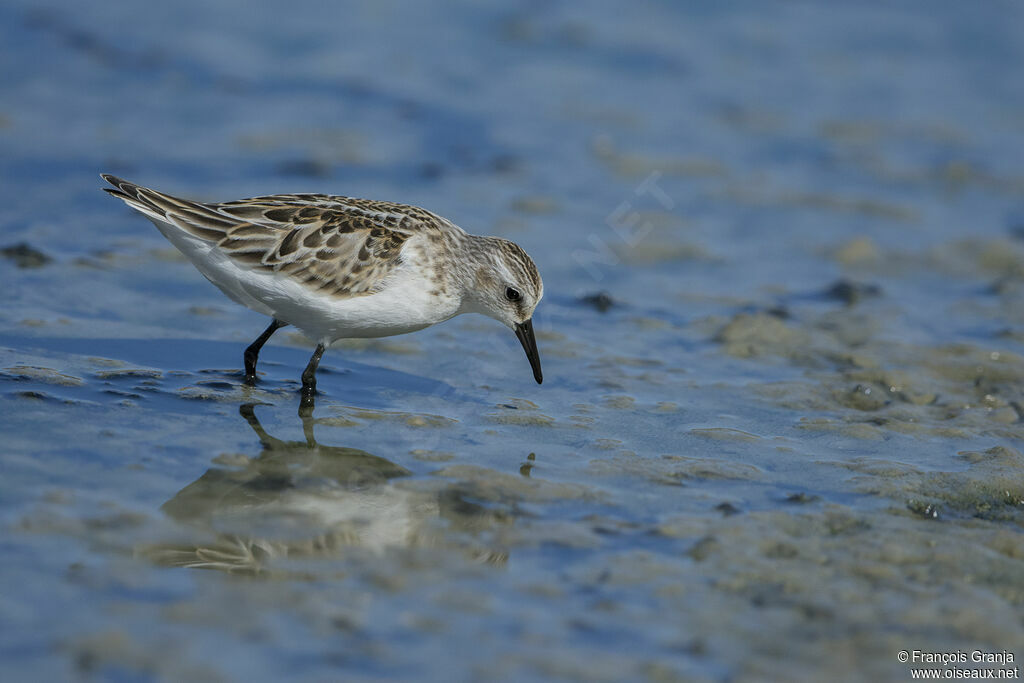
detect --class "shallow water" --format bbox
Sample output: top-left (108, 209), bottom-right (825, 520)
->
top-left (2, 1), bottom-right (1024, 680)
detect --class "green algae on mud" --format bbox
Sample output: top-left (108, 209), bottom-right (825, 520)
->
top-left (713, 301), bottom-right (1024, 441)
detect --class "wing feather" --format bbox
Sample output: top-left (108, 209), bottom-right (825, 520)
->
top-left (101, 175), bottom-right (442, 298)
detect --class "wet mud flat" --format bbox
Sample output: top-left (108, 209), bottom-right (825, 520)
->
top-left (3, 227), bottom-right (1024, 680)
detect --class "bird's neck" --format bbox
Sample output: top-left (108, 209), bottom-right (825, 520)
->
top-left (452, 234), bottom-right (501, 316)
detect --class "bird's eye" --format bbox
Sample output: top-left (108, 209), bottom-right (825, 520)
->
top-left (505, 287), bottom-right (522, 302)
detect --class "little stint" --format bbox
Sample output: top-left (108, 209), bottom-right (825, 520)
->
top-left (102, 175), bottom-right (544, 397)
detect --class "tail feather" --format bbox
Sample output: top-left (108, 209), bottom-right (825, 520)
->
top-left (101, 174), bottom-right (233, 241)
top-left (101, 174), bottom-right (154, 206)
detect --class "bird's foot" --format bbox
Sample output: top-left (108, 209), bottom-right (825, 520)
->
top-left (243, 373), bottom-right (258, 386)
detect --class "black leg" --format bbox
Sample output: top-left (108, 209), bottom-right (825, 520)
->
top-left (244, 319), bottom-right (286, 384)
top-left (300, 343), bottom-right (326, 398)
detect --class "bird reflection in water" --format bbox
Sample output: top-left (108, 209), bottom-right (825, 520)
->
top-left (140, 403), bottom-right (508, 574)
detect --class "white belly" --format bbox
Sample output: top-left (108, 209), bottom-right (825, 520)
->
top-left (151, 218), bottom-right (461, 343)
top-left (255, 268), bottom-right (459, 343)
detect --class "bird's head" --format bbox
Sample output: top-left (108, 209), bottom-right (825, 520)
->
top-left (466, 238), bottom-right (544, 384)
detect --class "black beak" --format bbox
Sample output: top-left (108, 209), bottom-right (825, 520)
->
top-left (514, 319), bottom-right (543, 384)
